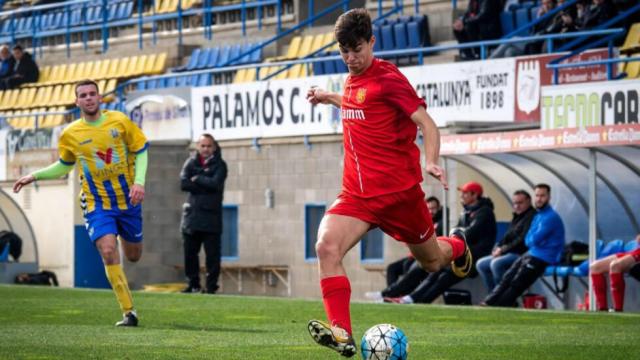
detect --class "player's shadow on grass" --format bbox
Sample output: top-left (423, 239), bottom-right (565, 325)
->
top-left (166, 323), bottom-right (269, 334)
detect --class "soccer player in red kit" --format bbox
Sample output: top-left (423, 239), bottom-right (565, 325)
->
top-left (305, 8), bottom-right (472, 357)
top-left (590, 234), bottom-right (640, 312)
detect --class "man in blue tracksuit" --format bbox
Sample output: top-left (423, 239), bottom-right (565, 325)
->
top-left (483, 183), bottom-right (565, 307)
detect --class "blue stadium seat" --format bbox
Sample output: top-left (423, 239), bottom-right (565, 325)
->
top-left (624, 240), bottom-right (638, 252)
top-left (70, 8), bottom-right (82, 26)
top-left (381, 24), bottom-right (395, 51)
top-left (207, 47), bottom-right (220, 68)
top-left (239, 43), bottom-right (252, 64)
top-left (313, 59), bottom-right (325, 75)
top-left (515, 8), bottom-right (531, 29)
top-left (500, 11), bottom-right (515, 35)
top-left (189, 74), bottom-right (199, 86)
top-left (215, 46), bottom-right (231, 67)
top-left (323, 52), bottom-right (336, 74)
top-left (413, 14), bottom-right (430, 46)
top-left (249, 44), bottom-right (262, 63)
top-left (137, 79), bottom-right (147, 91)
top-left (227, 44), bottom-right (241, 65)
top-left (176, 75), bottom-right (188, 87)
top-left (393, 22), bottom-right (408, 49)
top-left (398, 15), bottom-right (412, 24)
top-left (85, 7), bottom-right (96, 24)
top-left (53, 12), bottom-right (65, 29)
top-left (372, 25), bottom-right (382, 52)
top-left (530, 6), bottom-right (541, 21)
top-left (197, 73), bottom-right (211, 87)
top-left (196, 48), bottom-right (212, 69)
top-left (120, 2), bottom-right (133, 20)
top-left (184, 48), bottom-right (201, 71)
top-left (407, 21), bottom-right (422, 49)
top-left (108, 3), bottom-right (118, 21)
top-left (335, 54), bottom-right (348, 73)
top-left (600, 239), bottom-right (624, 257)
top-left (166, 76), bottom-right (178, 88)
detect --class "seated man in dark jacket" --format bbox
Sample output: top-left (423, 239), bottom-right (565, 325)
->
top-left (476, 190), bottom-right (535, 292)
top-left (0, 45), bottom-right (39, 90)
top-left (453, 0), bottom-right (503, 60)
top-left (180, 133), bottom-right (228, 294)
top-left (483, 184), bottom-right (565, 307)
top-left (384, 181), bottom-right (496, 304)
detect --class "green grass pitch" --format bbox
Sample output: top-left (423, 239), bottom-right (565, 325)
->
top-left (0, 285), bottom-right (638, 359)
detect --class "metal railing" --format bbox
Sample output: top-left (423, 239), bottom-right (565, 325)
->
top-left (0, 0), bottom-right (285, 57)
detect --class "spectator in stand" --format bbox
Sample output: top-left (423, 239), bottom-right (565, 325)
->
top-left (384, 181), bottom-right (496, 304)
top-left (483, 184), bottom-right (565, 307)
top-left (589, 234), bottom-right (640, 312)
top-left (525, 0), bottom-right (559, 54)
top-left (453, 0), bottom-right (503, 60)
top-left (0, 45), bottom-right (11, 79)
top-left (579, 0), bottom-right (618, 29)
top-left (476, 190), bottom-right (535, 292)
top-left (365, 196), bottom-right (445, 301)
top-left (0, 45), bottom-right (39, 90)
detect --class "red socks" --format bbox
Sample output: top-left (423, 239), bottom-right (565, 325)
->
top-left (610, 272), bottom-right (625, 312)
top-left (590, 273), bottom-right (608, 311)
top-left (321, 275), bottom-right (352, 335)
top-left (438, 236), bottom-right (465, 260)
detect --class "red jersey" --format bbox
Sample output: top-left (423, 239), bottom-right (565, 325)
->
top-left (340, 58), bottom-right (426, 198)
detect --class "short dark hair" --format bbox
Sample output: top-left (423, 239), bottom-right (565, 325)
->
top-left (12, 44), bottom-right (23, 51)
top-left (199, 133), bottom-right (215, 142)
top-left (426, 196), bottom-right (440, 206)
top-left (75, 79), bottom-right (100, 97)
top-left (513, 190), bottom-right (531, 200)
top-left (534, 183), bottom-right (551, 193)
top-left (334, 8), bottom-right (372, 49)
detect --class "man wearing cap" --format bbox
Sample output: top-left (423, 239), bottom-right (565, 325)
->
top-left (483, 183), bottom-right (565, 307)
top-left (384, 181), bottom-right (496, 304)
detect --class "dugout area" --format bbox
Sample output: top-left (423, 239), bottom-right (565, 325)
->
top-left (438, 124), bottom-right (640, 311)
top-left (0, 188), bottom-right (38, 282)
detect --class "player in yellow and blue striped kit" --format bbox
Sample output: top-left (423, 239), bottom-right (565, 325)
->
top-left (13, 79), bottom-right (149, 327)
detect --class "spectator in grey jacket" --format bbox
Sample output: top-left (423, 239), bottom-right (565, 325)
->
top-left (180, 133), bottom-right (227, 294)
top-left (476, 190), bottom-right (535, 292)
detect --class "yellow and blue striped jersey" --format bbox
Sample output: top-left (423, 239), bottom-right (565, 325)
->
top-left (58, 110), bottom-right (148, 213)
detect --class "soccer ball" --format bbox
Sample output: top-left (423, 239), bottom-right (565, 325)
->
top-left (360, 324), bottom-right (409, 360)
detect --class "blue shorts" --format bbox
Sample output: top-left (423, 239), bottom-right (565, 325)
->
top-left (84, 205), bottom-right (143, 243)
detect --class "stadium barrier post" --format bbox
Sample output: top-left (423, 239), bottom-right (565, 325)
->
top-left (138, 0), bottom-right (143, 50)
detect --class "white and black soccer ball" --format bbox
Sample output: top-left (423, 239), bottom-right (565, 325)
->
top-left (360, 323), bottom-right (409, 360)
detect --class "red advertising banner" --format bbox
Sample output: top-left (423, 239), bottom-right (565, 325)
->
top-left (441, 124), bottom-right (640, 155)
top-left (514, 49), bottom-right (613, 123)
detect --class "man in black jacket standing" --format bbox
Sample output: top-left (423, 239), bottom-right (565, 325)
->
top-left (476, 190), bottom-right (535, 292)
top-left (180, 133), bottom-right (227, 294)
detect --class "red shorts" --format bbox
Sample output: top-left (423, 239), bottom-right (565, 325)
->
top-left (326, 184), bottom-right (434, 244)
top-left (616, 248), bottom-right (640, 262)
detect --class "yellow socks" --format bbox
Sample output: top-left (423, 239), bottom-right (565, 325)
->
top-left (105, 264), bottom-right (134, 313)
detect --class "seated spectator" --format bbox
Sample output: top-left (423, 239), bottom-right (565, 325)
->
top-left (0, 45), bottom-right (11, 79)
top-left (525, 0), bottom-right (559, 54)
top-left (0, 45), bottom-right (39, 90)
top-left (476, 190), bottom-right (535, 292)
top-left (365, 196), bottom-right (444, 301)
top-left (589, 234), bottom-right (640, 312)
top-left (453, 0), bottom-right (503, 60)
top-left (579, 0), bottom-right (618, 29)
top-left (483, 184), bottom-right (565, 307)
top-left (384, 182), bottom-right (496, 304)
